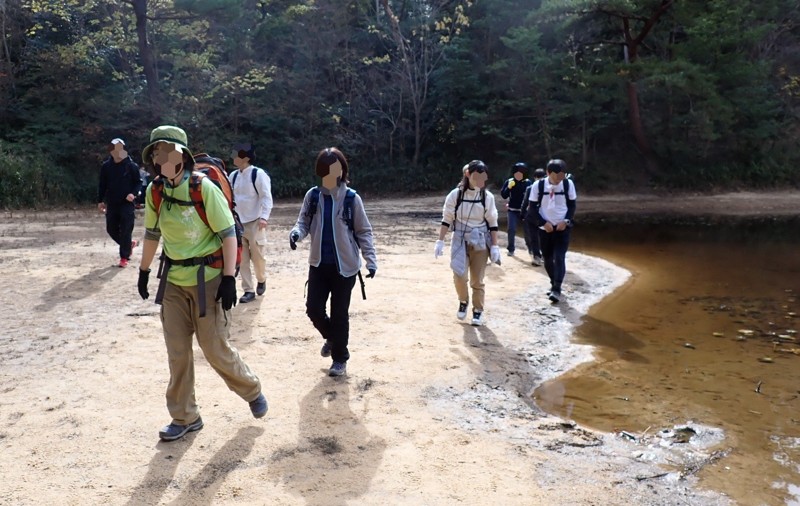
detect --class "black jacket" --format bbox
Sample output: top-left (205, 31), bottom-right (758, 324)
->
top-left (500, 177), bottom-right (532, 211)
top-left (98, 156), bottom-right (141, 206)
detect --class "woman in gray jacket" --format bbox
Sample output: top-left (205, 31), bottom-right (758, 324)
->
top-left (289, 148), bottom-right (377, 376)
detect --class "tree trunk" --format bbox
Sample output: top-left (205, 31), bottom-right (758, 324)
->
top-left (131, 0), bottom-right (160, 111)
top-left (625, 80), bottom-right (659, 175)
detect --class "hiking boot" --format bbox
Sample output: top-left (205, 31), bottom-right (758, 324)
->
top-left (256, 282), bottom-right (266, 296)
top-left (239, 292), bottom-right (256, 304)
top-left (549, 290), bottom-right (561, 303)
top-left (159, 417), bottom-right (203, 442)
top-left (457, 301), bottom-right (468, 320)
top-left (249, 393), bottom-right (268, 419)
top-left (118, 258), bottom-right (129, 268)
top-left (471, 310), bottom-right (484, 327)
top-left (532, 255), bottom-right (543, 266)
top-left (329, 361), bottom-right (347, 377)
top-left (507, 250), bottom-right (515, 257)
top-left (320, 340), bottom-right (332, 357)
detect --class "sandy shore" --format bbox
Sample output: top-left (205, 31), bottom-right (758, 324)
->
top-left (0, 198), bottom-right (732, 505)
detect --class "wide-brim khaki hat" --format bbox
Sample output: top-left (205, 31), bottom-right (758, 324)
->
top-left (141, 125), bottom-right (195, 164)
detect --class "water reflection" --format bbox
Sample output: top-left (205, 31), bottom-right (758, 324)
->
top-left (535, 216), bottom-right (800, 506)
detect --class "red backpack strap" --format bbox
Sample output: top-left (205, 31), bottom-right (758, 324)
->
top-left (188, 172), bottom-right (210, 227)
top-left (150, 177), bottom-right (164, 215)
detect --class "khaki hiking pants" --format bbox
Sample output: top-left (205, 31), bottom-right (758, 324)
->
top-left (161, 275), bottom-right (261, 425)
top-left (241, 220), bottom-right (268, 293)
top-left (453, 244), bottom-right (489, 311)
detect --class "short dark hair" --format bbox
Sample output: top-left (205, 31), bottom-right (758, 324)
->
top-left (233, 143), bottom-right (256, 164)
top-left (546, 159), bottom-right (567, 173)
top-left (512, 162), bottom-right (527, 175)
top-left (533, 168), bottom-right (546, 179)
top-left (315, 147), bottom-right (349, 182)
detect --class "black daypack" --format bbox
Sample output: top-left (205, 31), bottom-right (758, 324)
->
top-left (231, 166), bottom-right (269, 195)
top-left (305, 186), bottom-right (366, 299)
top-left (453, 188), bottom-right (485, 214)
top-left (535, 177), bottom-right (572, 208)
top-left (306, 186), bottom-right (359, 237)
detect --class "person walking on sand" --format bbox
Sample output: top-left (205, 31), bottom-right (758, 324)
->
top-left (434, 160), bottom-right (501, 327)
top-left (136, 125), bottom-right (267, 442)
top-left (229, 143), bottom-right (273, 304)
top-left (500, 162), bottom-right (533, 258)
top-left (521, 167), bottom-right (546, 266)
top-left (97, 138), bottom-right (141, 267)
top-left (289, 147), bottom-right (377, 377)
top-left (529, 159), bottom-right (577, 303)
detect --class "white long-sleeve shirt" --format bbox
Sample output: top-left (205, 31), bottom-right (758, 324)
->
top-left (441, 187), bottom-right (499, 230)
top-left (229, 165), bottom-right (273, 223)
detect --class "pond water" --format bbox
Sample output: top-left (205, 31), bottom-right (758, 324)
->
top-left (534, 217), bottom-right (800, 506)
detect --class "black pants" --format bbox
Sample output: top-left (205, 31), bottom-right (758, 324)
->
top-left (524, 208), bottom-right (542, 257)
top-left (539, 227), bottom-right (571, 292)
top-left (105, 202), bottom-right (135, 260)
top-left (306, 264), bottom-right (357, 363)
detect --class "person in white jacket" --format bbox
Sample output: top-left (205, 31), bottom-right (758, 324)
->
top-left (289, 147), bottom-right (377, 377)
top-left (229, 143), bottom-right (273, 304)
top-left (434, 160), bottom-right (501, 326)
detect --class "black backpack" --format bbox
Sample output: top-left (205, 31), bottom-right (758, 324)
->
top-left (231, 166), bottom-right (269, 195)
top-left (306, 186), bottom-right (359, 238)
top-left (535, 177), bottom-right (572, 208)
top-left (305, 186), bottom-right (367, 298)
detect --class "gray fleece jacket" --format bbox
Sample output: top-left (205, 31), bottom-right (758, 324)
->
top-left (291, 183), bottom-right (377, 278)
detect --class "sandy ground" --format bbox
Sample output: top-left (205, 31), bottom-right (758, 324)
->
top-left (4, 190), bottom-right (795, 506)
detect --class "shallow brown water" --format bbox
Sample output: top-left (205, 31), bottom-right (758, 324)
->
top-left (535, 218), bottom-right (800, 505)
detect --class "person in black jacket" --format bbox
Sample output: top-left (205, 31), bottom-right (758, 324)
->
top-left (499, 162), bottom-right (533, 258)
top-left (97, 138), bottom-right (141, 267)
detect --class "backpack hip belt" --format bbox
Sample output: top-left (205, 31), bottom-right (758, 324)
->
top-left (153, 251), bottom-right (223, 318)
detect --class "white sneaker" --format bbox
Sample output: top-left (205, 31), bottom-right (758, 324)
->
top-left (471, 310), bottom-right (483, 326)
top-left (457, 301), bottom-right (468, 320)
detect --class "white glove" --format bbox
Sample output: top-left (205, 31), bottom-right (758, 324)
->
top-left (490, 245), bottom-right (501, 264)
top-left (434, 239), bottom-right (445, 258)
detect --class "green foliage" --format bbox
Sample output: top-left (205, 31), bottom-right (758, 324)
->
top-left (1, 0), bottom-right (799, 208)
top-left (0, 140), bottom-right (91, 208)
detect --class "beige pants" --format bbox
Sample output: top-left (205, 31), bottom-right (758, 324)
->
top-left (160, 275), bottom-right (261, 425)
top-left (241, 220), bottom-right (268, 293)
top-left (453, 244), bottom-right (489, 311)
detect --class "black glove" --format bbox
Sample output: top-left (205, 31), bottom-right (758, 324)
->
top-left (215, 275), bottom-right (237, 311)
top-left (138, 269), bottom-right (150, 300)
top-left (366, 268), bottom-right (376, 278)
top-left (289, 230), bottom-right (300, 250)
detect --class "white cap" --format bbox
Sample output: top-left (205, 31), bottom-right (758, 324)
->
top-left (110, 138), bottom-right (125, 146)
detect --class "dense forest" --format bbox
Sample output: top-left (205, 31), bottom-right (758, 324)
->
top-left (1, 0), bottom-right (799, 207)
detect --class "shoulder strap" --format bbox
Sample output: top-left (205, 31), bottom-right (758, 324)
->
top-left (250, 168), bottom-right (259, 195)
top-left (306, 186), bottom-right (321, 220)
top-left (537, 179), bottom-right (546, 208)
top-left (454, 188), bottom-right (464, 213)
top-left (343, 188), bottom-right (357, 232)
top-left (563, 178), bottom-right (571, 199)
top-left (231, 170), bottom-right (238, 186)
top-left (188, 173), bottom-right (209, 227)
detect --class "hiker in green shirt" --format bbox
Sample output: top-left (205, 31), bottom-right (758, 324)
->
top-left (136, 125), bottom-right (267, 442)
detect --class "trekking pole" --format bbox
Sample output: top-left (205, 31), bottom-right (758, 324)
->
top-left (357, 271), bottom-right (366, 300)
